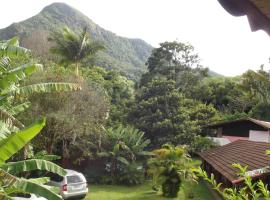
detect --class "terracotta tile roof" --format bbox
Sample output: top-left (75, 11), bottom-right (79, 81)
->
top-left (199, 140), bottom-right (270, 183)
top-left (206, 118), bottom-right (270, 129)
top-left (222, 136), bottom-right (249, 142)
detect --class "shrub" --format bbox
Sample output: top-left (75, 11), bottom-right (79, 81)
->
top-left (189, 136), bottom-right (218, 154)
top-left (97, 125), bottom-right (151, 185)
top-left (117, 162), bottom-right (145, 185)
top-left (147, 144), bottom-right (196, 198)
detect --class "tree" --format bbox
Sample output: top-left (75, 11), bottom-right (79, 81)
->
top-left (240, 67), bottom-right (270, 104)
top-left (193, 77), bottom-right (252, 111)
top-left (130, 79), bottom-right (195, 146)
top-left (140, 41), bottom-right (208, 96)
top-left (130, 78), bottom-right (219, 147)
top-left (83, 66), bottom-right (135, 125)
top-left (48, 26), bottom-right (105, 75)
top-left (238, 67), bottom-right (270, 120)
top-left (23, 66), bottom-right (110, 166)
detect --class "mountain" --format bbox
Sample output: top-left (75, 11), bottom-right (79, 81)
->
top-left (208, 70), bottom-right (224, 77)
top-left (0, 3), bottom-right (152, 80)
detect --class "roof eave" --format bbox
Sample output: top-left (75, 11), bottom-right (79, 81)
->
top-left (206, 118), bottom-right (270, 129)
top-left (218, 0), bottom-right (270, 35)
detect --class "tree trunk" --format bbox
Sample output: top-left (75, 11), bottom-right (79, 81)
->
top-left (75, 62), bottom-right (79, 76)
top-left (62, 140), bottom-right (69, 168)
top-left (23, 144), bottom-right (30, 159)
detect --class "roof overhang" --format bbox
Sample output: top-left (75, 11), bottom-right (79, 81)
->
top-left (218, 0), bottom-right (270, 35)
top-left (200, 140), bottom-right (270, 184)
top-left (206, 117), bottom-right (270, 129)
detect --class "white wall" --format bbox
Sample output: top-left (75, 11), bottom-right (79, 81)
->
top-left (249, 130), bottom-right (270, 142)
top-left (208, 137), bottom-right (230, 146)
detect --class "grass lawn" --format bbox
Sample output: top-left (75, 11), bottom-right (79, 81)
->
top-left (85, 180), bottom-right (215, 200)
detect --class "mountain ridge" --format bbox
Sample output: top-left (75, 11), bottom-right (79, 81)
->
top-left (0, 2), bottom-right (223, 79)
top-left (0, 2), bottom-right (153, 80)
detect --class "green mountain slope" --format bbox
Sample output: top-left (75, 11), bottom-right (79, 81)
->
top-left (208, 70), bottom-right (224, 77)
top-left (0, 2), bottom-right (152, 80)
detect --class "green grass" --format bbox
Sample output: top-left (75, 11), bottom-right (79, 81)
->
top-left (85, 180), bottom-right (215, 200)
top-left (86, 158), bottom-right (215, 200)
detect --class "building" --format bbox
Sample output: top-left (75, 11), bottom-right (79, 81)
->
top-left (206, 118), bottom-right (270, 144)
top-left (200, 140), bottom-right (270, 187)
top-left (217, 0), bottom-right (270, 35)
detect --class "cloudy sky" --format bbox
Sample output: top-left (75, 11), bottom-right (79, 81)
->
top-left (1, 0), bottom-right (270, 76)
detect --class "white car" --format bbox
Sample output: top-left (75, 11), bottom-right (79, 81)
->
top-left (48, 169), bottom-right (88, 199)
top-left (12, 194), bottom-right (47, 200)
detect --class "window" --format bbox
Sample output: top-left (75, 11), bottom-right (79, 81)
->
top-left (67, 175), bottom-right (83, 183)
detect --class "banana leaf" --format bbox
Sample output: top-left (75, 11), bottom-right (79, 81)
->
top-left (0, 119), bottom-right (45, 166)
top-left (2, 159), bottom-right (66, 176)
top-left (0, 169), bottom-right (62, 200)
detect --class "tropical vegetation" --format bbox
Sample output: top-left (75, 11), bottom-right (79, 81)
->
top-left (0, 37), bottom-right (79, 199)
top-left (195, 164), bottom-right (270, 200)
top-left (48, 26), bottom-right (105, 75)
top-left (2, 3), bottom-right (270, 199)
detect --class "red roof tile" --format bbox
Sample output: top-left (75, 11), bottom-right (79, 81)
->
top-left (222, 136), bottom-right (248, 142)
top-left (199, 140), bottom-right (270, 183)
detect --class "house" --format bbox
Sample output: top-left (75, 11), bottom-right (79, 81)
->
top-left (206, 118), bottom-right (270, 144)
top-left (200, 140), bottom-right (270, 187)
top-left (217, 0), bottom-right (270, 35)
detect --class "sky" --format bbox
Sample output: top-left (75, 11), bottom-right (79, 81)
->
top-left (1, 0), bottom-right (270, 76)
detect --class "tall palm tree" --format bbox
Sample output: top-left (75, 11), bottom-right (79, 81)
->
top-left (48, 26), bottom-right (105, 75)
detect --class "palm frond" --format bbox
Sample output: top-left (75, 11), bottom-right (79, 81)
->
top-left (49, 26), bottom-right (105, 65)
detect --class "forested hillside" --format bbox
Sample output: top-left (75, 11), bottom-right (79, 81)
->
top-left (0, 3), bottom-right (152, 80)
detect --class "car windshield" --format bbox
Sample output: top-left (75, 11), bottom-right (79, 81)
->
top-left (67, 175), bottom-right (83, 183)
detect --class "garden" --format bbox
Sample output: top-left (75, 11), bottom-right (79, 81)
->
top-left (2, 22), bottom-right (270, 200)
top-left (86, 180), bottom-right (215, 200)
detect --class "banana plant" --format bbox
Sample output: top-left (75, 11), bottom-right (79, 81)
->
top-left (97, 126), bottom-right (152, 183)
top-left (0, 119), bottom-right (66, 200)
top-left (0, 37), bottom-right (81, 133)
top-left (0, 37), bottom-right (81, 199)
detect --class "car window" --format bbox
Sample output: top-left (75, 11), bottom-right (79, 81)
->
top-left (47, 172), bottom-right (64, 182)
top-left (67, 175), bottom-right (83, 183)
top-left (12, 193), bottom-right (31, 198)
